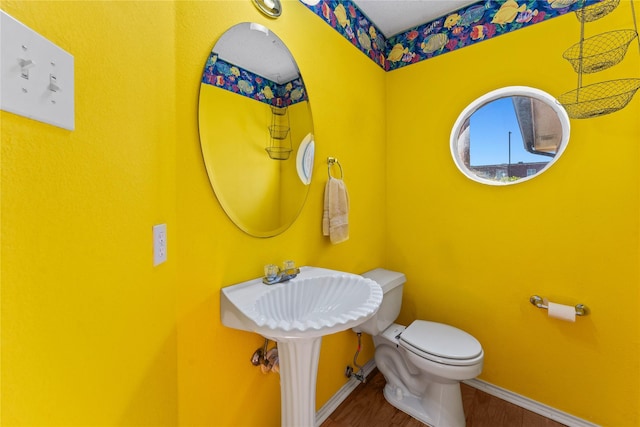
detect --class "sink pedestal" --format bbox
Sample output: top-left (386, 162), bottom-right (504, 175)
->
top-left (277, 337), bottom-right (322, 427)
top-left (220, 267), bottom-right (383, 427)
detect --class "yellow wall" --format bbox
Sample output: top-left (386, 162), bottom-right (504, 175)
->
top-left (2, 0), bottom-right (386, 425)
top-left (386, 3), bottom-right (640, 426)
top-left (199, 85), bottom-right (282, 233)
top-left (2, 0), bottom-right (639, 426)
top-left (175, 1), bottom-right (387, 426)
top-left (1, 0), bottom-right (178, 425)
top-left (199, 84), bottom-right (314, 237)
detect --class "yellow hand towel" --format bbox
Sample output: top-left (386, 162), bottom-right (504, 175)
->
top-left (323, 177), bottom-right (349, 244)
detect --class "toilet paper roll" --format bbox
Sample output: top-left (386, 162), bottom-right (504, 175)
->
top-left (548, 302), bottom-right (576, 322)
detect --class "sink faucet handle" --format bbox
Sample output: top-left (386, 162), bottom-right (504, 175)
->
top-left (283, 260), bottom-right (296, 273)
top-left (263, 261), bottom-right (298, 284)
top-left (264, 264), bottom-right (280, 281)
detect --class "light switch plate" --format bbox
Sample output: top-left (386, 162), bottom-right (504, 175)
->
top-left (1, 10), bottom-right (74, 130)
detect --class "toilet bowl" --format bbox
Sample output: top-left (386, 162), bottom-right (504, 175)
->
top-left (355, 268), bottom-right (484, 427)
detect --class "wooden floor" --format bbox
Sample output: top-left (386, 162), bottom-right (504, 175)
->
top-left (320, 370), bottom-right (567, 427)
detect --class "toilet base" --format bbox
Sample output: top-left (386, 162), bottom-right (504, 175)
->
top-left (381, 380), bottom-right (465, 427)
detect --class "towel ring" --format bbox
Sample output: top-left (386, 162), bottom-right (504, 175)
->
top-left (327, 157), bottom-right (343, 179)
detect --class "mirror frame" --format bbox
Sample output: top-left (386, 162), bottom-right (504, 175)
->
top-left (450, 86), bottom-right (571, 186)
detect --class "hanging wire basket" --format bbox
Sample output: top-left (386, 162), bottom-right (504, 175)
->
top-left (575, 0), bottom-right (620, 22)
top-left (271, 106), bottom-right (287, 116)
top-left (268, 125), bottom-right (290, 140)
top-left (265, 146), bottom-right (292, 160)
top-left (558, 78), bottom-right (640, 119)
top-left (563, 30), bottom-right (638, 73)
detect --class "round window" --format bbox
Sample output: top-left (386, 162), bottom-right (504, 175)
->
top-left (450, 86), bottom-right (570, 186)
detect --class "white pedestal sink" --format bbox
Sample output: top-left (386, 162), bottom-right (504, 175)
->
top-left (220, 267), bottom-right (383, 427)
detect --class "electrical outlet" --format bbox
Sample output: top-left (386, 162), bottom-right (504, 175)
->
top-left (153, 224), bottom-right (167, 266)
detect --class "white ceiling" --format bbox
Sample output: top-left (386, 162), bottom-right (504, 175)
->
top-left (214, 23), bottom-right (301, 84)
top-left (352, 0), bottom-right (479, 37)
top-left (212, 2), bottom-right (481, 85)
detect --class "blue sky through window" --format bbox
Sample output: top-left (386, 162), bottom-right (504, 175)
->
top-left (469, 97), bottom-right (552, 167)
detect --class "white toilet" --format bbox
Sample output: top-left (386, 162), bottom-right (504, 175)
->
top-left (355, 268), bottom-right (484, 427)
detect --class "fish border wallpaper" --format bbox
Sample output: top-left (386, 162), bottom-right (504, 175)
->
top-left (301, 0), bottom-right (604, 71)
top-left (201, 53), bottom-right (308, 107)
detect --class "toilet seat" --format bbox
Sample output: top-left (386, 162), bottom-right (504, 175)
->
top-left (399, 320), bottom-right (483, 366)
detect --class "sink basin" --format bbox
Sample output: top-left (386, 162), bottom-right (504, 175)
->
top-left (220, 266), bottom-right (383, 339)
top-left (220, 267), bottom-right (383, 427)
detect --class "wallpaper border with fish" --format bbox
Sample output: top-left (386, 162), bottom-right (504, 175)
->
top-left (202, 53), bottom-right (308, 107)
top-left (300, 0), bottom-right (604, 72)
top-left (301, 0), bottom-right (389, 69)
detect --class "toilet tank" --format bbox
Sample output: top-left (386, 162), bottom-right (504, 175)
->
top-left (353, 268), bottom-right (406, 335)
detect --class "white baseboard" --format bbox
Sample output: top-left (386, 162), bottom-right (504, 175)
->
top-left (463, 378), bottom-right (600, 427)
top-left (315, 359), bottom-right (376, 427)
top-left (315, 360), bottom-right (599, 427)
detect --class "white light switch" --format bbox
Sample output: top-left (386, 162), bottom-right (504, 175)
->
top-left (1, 10), bottom-right (74, 130)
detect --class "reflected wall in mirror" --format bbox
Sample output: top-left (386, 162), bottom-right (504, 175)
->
top-left (199, 23), bottom-right (315, 237)
top-left (450, 86), bottom-right (570, 186)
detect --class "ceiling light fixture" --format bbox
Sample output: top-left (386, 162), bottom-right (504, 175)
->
top-left (252, 0), bottom-right (282, 18)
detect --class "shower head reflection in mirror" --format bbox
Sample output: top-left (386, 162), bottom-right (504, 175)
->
top-left (450, 86), bottom-right (570, 186)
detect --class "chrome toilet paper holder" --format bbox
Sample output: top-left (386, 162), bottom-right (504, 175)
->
top-left (530, 295), bottom-right (589, 316)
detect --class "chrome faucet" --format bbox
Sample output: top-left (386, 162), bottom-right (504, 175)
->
top-left (263, 261), bottom-right (300, 285)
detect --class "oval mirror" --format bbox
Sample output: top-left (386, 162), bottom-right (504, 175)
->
top-left (199, 23), bottom-right (315, 237)
top-left (450, 86), bottom-right (570, 186)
